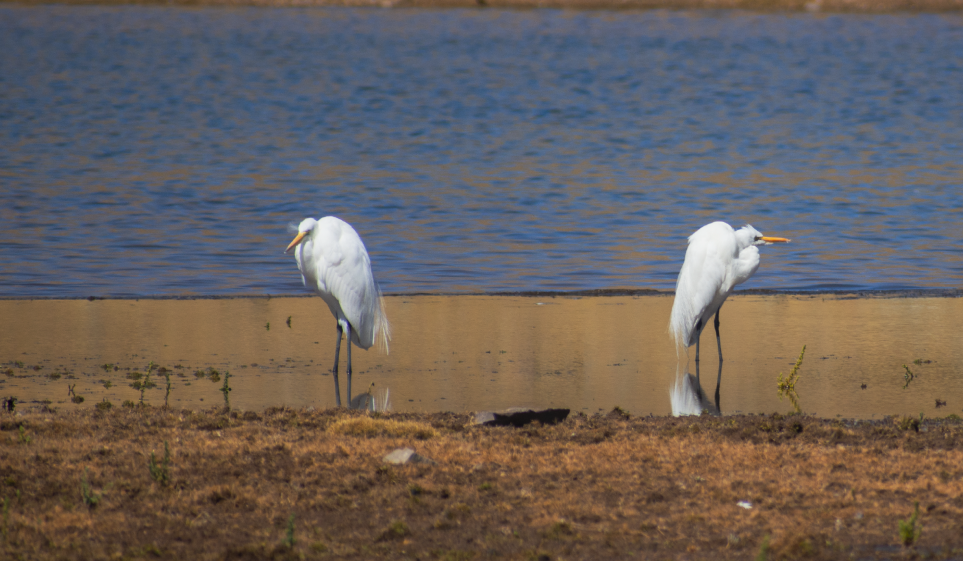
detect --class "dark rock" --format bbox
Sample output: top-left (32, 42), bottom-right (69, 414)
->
top-left (473, 407), bottom-right (570, 427)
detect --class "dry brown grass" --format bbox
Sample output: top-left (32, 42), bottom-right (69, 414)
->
top-left (1, 406), bottom-right (963, 560)
top-left (328, 416), bottom-right (438, 439)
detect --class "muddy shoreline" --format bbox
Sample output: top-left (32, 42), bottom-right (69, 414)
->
top-left (3, 0), bottom-right (963, 11)
top-left (1, 406), bottom-right (962, 560)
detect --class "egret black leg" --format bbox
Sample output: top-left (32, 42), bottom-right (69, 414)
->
top-left (714, 359), bottom-right (723, 412)
top-left (345, 323), bottom-right (353, 404)
top-left (332, 323), bottom-right (343, 408)
top-left (714, 309), bottom-right (723, 363)
top-left (695, 335), bottom-right (702, 381)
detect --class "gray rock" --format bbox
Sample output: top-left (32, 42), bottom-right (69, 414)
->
top-left (383, 447), bottom-right (437, 466)
top-left (473, 407), bottom-right (570, 427)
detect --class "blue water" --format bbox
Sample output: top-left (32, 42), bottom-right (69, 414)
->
top-left (2, 6), bottom-right (962, 298)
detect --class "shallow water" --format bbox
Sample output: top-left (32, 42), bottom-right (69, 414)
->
top-left (2, 7), bottom-right (963, 297)
top-left (2, 296), bottom-right (960, 419)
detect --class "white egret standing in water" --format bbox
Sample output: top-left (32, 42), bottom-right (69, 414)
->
top-left (669, 221), bottom-right (790, 366)
top-left (286, 217), bottom-right (390, 407)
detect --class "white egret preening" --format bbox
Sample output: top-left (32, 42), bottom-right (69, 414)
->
top-left (286, 216), bottom-right (390, 407)
top-left (669, 221), bottom-right (789, 366)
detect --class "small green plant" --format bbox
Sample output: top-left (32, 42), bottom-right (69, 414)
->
top-left (1, 495), bottom-right (12, 540)
top-left (96, 399), bottom-right (112, 412)
top-left (220, 371), bottom-right (232, 410)
top-left (102, 380), bottom-right (112, 390)
top-left (149, 441), bottom-right (172, 487)
top-left (265, 322), bottom-right (270, 331)
top-left (902, 365), bottom-right (915, 389)
top-left (71, 394), bottom-right (84, 404)
top-left (286, 316), bottom-right (292, 328)
top-left (282, 513), bottom-right (296, 549)
top-left (546, 519), bottom-right (575, 540)
top-left (1, 502), bottom-right (7, 540)
top-left (17, 425), bottom-right (30, 445)
top-left (81, 468), bottom-right (100, 508)
top-left (101, 363), bottom-right (113, 371)
top-left (378, 519), bottom-right (410, 541)
top-left (777, 345), bottom-right (806, 413)
top-left (163, 368), bottom-right (172, 408)
top-left (122, 400), bottom-right (136, 409)
top-left (898, 502), bottom-right (921, 546)
top-left (131, 361), bottom-right (158, 404)
top-left (756, 534), bottom-right (771, 561)
top-left (205, 367), bottom-right (221, 382)
top-left (14, 361), bottom-right (24, 369)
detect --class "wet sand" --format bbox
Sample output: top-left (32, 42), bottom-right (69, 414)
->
top-left (4, 0), bottom-right (963, 10)
top-left (1, 294), bottom-right (961, 419)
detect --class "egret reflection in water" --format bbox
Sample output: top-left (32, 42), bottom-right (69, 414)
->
top-left (670, 370), bottom-right (721, 417)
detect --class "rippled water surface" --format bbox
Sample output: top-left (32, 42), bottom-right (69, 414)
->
top-left (2, 6), bottom-right (963, 297)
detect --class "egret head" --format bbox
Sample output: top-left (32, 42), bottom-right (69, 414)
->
top-left (740, 225), bottom-right (790, 247)
top-left (285, 218), bottom-right (318, 253)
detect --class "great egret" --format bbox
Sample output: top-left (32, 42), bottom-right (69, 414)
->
top-left (285, 216), bottom-right (390, 407)
top-left (669, 221), bottom-right (789, 365)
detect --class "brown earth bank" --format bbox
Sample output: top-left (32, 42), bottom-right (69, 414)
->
top-left (4, 0), bottom-right (963, 11)
top-left (2, 407), bottom-right (963, 560)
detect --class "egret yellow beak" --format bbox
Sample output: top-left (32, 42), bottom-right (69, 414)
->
top-left (761, 236), bottom-right (790, 243)
top-left (285, 231), bottom-right (308, 253)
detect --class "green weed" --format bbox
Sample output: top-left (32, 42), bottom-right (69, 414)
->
top-left (282, 513), bottom-right (296, 549)
top-left (756, 534), bottom-right (771, 561)
top-left (898, 502), bottom-right (921, 546)
top-left (220, 371), bottom-right (232, 410)
top-left (378, 520), bottom-right (410, 541)
top-left (17, 425), bottom-right (30, 445)
top-left (902, 365), bottom-right (915, 389)
top-left (1, 496), bottom-right (10, 540)
top-left (163, 368), bottom-right (172, 408)
top-left (131, 361), bottom-right (157, 404)
top-left (81, 468), bottom-right (100, 508)
top-left (777, 345), bottom-right (806, 413)
top-left (95, 399), bottom-right (112, 412)
top-left (149, 441), bottom-right (172, 487)
top-left (545, 519), bottom-right (576, 540)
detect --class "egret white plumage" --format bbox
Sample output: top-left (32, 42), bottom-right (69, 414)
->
top-left (286, 216), bottom-right (390, 407)
top-left (669, 221), bottom-right (789, 365)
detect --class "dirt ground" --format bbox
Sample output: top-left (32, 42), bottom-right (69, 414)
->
top-left (2, 406), bottom-right (963, 560)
